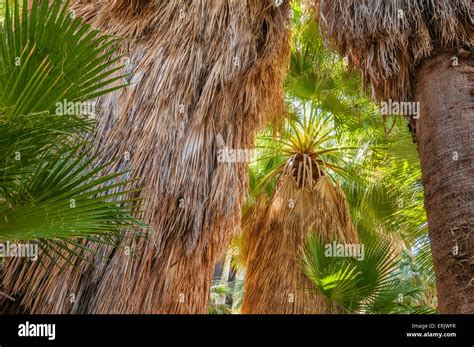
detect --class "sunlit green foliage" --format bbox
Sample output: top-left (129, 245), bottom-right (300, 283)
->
top-left (0, 0), bottom-right (143, 259)
top-left (238, 1), bottom-right (436, 314)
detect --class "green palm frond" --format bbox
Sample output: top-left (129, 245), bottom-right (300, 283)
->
top-left (254, 106), bottom-right (359, 196)
top-left (0, 0), bottom-right (126, 119)
top-left (301, 232), bottom-right (433, 314)
top-left (0, 111), bottom-right (94, 194)
top-left (412, 236), bottom-right (435, 285)
top-left (0, 0), bottom-right (143, 257)
top-left (287, 6), bottom-right (381, 135)
top-left (0, 146), bottom-right (141, 240)
top-left (244, 0), bottom-right (435, 312)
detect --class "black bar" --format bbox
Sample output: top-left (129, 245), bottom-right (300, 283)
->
top-left (0, 314), bottom-right (472, 346)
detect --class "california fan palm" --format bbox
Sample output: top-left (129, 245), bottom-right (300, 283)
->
top-left (241, 109), bottom-right (359, 313)
top-left (0, 0), bottom-right (144, 312)
top-left (313, 0), bottom-right (473, 313)
top-left (2, 0), bottom-right (291, 313)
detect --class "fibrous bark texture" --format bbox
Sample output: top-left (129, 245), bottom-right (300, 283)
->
top-left (315, 0), bottom-right (472, 101)
top-left (241, 176), bottom-right (358, 314)
top-left (314, 0), bottom-right (473, 313)
top-left (1, 0), bottom-right (290, 314)
top-left (415, 49), bottom-right (474, 313)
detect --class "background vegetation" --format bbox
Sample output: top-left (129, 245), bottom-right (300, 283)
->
top-left (0, 0), bottom-right (445, 314)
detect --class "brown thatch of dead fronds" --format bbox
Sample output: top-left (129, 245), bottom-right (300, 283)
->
top-left (313, 0), bottom-right (473, 102)
top-left (1, 0), bottom-right (291, 314)
top-left (241, 171), bottom-right (358, 313)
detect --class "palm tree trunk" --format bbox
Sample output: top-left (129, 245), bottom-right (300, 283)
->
top-left (242, 214), bottom-right (326, 314)
top-left (1, 0), bottom-right (290, 313)
top-left (414, 48), bottom-right (474, 313)
top-left (224, 259), bottom-right (237, 307)
top-left (241, 179), bottom-right (358, 314)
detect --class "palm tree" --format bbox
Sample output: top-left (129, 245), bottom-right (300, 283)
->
top-left (241, 110), bottom-right (359, 313)
top-left (240, 6), bottom-right (386, 313)
top-left (302, 232), bottom-right (436, 314)
top-left (4, 0), bottom-right (291, 313)
top-left (0, 0), bottom-right (143, 312)
top-left (314, 0), bottom-right (473, 313)
top-left (241, 105), bottom-right (437, 314)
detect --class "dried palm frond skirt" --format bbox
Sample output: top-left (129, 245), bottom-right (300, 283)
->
top-left (1, 0), bottom-right (290, 314)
